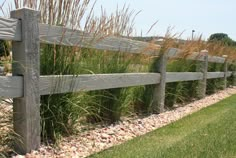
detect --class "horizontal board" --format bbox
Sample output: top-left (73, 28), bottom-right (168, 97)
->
top-left (1, 71), bottom-right (234, 97)
top-left (39, 24), bottom-right (160, 55)
top-left (208, 56), bottom-right (225, 64)
top-left (166, 72), bottom-right (203, 83)
top-left (207, 72), bottom-right (224, 79)
top-left (227, 71), bottom-right (232, 77)
top-left (0, 76), bottom-right (23, 97)
top-left (0, 17), bottom-right (21, 41)
top-left (39, 73), bottom-right (161, 95)
top-left (167, 48), bottom-right (225, 63)
top-left (0, 17), bottom-right (229, 63)
top-left (167, 48), bottom-right (204, 61)
top-left (232, 72), bottom-right (236, 76)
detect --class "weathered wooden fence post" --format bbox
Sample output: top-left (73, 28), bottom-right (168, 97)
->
top-left (232, 61), bottom-right (236, 86)
top-left (233, 72), bottom-right (236, 86)
top-left (223, 55), bottom-right (228, 89)
top-left (152, 51), bottom-right (167, 113)
top-left (196, 50), bottom-right (208, 99)
top-left (11, 8), bottom-right (40, 154)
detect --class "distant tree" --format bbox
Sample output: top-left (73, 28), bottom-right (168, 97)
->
top-left (208, 33), bottom-right (228, 41)
top-left (208, 33), bottom-right (235, 46)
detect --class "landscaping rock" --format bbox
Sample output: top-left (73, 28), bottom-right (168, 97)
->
top-left (2, 87), bottom-right (236, 158)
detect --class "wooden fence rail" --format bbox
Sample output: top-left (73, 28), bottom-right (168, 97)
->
top-left (0, 71), bottom-right (232, 97)
top-left (0, 8), bottom-right (234, 154)
top-left (0, 16), bottom-right (227, 63)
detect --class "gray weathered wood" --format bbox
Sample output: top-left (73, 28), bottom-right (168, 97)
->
top-left (0, 16), bottom-right (228, 63)
top-left (186, 51), bottom-right (205, 61)
top-left (0, 66), bottom-right (4, 75)
top-left (223, 58), bottom-right (228, 89)
top-left (207, 72), bottom-right (225, 79)
top-left (39, 24), bottom-right (160, 55)
top-left (0, 76), bottom-right (23, 97)
top-left (231, 61), bottom-right (236, 86)
top-left (0, 16), bottom-right (228, 64)
top-left (152, 52), bottom-right (167, 113)
top-left (167, 48), bottom-right (225, 63)
top-left (39, 73), bottom-right (161, 95)
top-left (196, 50), bottom-right (208, 99)
top-left (167, 48), bottom-right (203, 61)
top-left (227, 71), bottom-right (232, 77)
top-left (208, 56), bottom-right (225, 63)
top-left (166, 72), bottom-right (203, 83)
top-left (11, 8), bottom-right (40, 154)
top-left (233, 71), bottom-right (236, 86)
top-left (0, 17), bottom-right (21, 41)
top-left (1, 71), bottom-right (231, 98)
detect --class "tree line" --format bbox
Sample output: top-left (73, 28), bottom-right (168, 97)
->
top-left (208, 33), bottom-right (236, 46)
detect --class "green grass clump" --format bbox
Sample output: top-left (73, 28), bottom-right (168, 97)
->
top-left (227, 62), bottom-right (236, 86)
top-left (0, 40), bottom-right (9, 57)
top-left (40, 45), bottom-right (88, 141)
top-left (207, 62), bottom-right (225, 94)
top-left (90, 94), bottom-right (236, 158)
top-left (39, 44), bottom-right (146, 140)
top-left (83, 51), bottom-right (133, 123)
top-left (165, 59), bottom-right (197, 107)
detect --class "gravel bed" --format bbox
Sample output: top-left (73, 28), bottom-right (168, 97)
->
top-left (1, 87), bottom-right (236, 158)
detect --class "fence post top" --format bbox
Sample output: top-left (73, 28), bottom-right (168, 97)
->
top-left (200, 50), bottom-right (208, 57)
top-left (10, 7), bottom-right (40, 17)
top-left (200, 50), bottom-right (208, 53)
top-left (12, 7), bottom-right (38, 11)
top-left (222, 55), bottom-right (228, 58)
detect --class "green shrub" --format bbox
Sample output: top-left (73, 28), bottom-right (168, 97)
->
top-left (137, 57), bottom-right (198, 112)
top-left (40, 43), bottom-right (142, 140)
top-left (206, 63), bottom-right (224, 94)
top-left (165, 59), bottom-right (197, 107)
top-left (227, 62), bottom-right (236, 86)
top-left (85, 52), bottom-right (132, 123)
top-left (0, 40), bottom-right (9, 57)
top-left (40, 44), bottom-right (85, 141)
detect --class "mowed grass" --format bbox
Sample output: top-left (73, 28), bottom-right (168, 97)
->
top-left (90, 94), bottom-right (236, 158)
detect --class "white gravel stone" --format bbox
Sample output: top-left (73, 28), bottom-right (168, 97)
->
top-left (1, 87), bottom-right (236, 158)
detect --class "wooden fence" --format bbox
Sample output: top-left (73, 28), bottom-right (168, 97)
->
top-left (0, 8), bottom-right (235, 154)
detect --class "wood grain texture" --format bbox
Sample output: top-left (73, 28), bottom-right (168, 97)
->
top-left (208, 56), bottom-right (225, 63)
top-left (166, 72), bottom-right (203, 83)
top-left (0, 17), bottom-right (228, 63)
top-left (227, 71), bottom-right (232, 77)
top-left (232, 71), bottom-right (236, 86)
top-left (167, 48), bottom-right (225, 63)
top-left (207, 72), bottom-right (225, 79)
top-left (39, 73), bottom-right (161, 95)
top-left (0, 71), bottom-right (233, 98)
top-left (196, 50), bottom-right (208, 99)
top-left (152, 53), bottom-right (167, 113)
top-left (233, 72), bottom-right (236, 77)
top-left (0, 17), bottom-right (21, 41)
top-left (0, 66), bottom-right (4, 75)
top-left (11, 8), bottom-right (40, 154)
top-left (0, 76), bottom-right (23, 97)
top-left (39, 24), bottom-right (160, 54)
top-left (223, 60), bottom-right (228, 89)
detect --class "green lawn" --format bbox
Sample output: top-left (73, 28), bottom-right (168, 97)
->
top-left (89, 94), bottom-right (236, 158)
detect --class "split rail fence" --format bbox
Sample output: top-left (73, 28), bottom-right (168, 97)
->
top-left (0, 8), bottom-right (235, 154)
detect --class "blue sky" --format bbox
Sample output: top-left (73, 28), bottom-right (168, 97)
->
top-left (92, 0), bottom-right (236, 40)
top-left (1, 0), bottom-right (235, 40)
